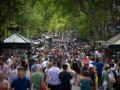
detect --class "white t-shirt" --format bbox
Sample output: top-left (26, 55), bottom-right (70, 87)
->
top-left (116, 69), bottom-right (120, 76)
top-left (47, 66), bottom-right (61, 85)
top-left (7, 58), bottom-right (13, 67)
top-left (42, 61), bottom-right (48, 69)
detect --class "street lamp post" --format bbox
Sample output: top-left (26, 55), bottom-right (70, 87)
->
top-left (93, 31), bottom-right (96, 50)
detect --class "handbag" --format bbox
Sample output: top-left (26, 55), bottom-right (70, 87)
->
top-left (40, 81), bottom-right (47, 90)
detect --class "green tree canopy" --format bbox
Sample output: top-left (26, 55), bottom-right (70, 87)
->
top-left (0, 0), bottom-right (120, 40)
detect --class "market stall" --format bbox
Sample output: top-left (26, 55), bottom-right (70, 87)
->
top-left (0, 33), bottom-right (31, 58)
top-left (102, 33), bottom-right (120, 60)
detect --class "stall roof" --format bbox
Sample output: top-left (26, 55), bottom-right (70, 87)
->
top-left (102, 33), bottom-right (120, 47)
top-left (114, 39), bottom-right (120, 44)
top-left (4, 33), bottom-right (31, 43)
top-left (107, 33), bottom-right (120, 45)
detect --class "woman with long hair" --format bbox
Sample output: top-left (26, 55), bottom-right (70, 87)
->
top-left (78, 70), bottom-right (91, 90)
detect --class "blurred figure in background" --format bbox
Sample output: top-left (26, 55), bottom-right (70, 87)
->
top-left (7, 56), bottom-right (14, 67)
top-left (88, 66), bottom-right (96, 90)
top-left (8, 64), bottom-right (17, 83)
top-left (0, 55), bottom-right (9, 79)
top-left (115, 62), bottom-right (120, 90)
top-left (31, 58), bottom-right (42, 74)
top-left (96, 58), bottom-right (104, 87)
top-left (102, 64), bottom-right (109, 90)
top-left (107, 63), bottom-right (117, 90)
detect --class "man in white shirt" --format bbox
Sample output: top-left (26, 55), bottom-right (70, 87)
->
top-left (47, 61), bottom-right (61, 90)
top-left (7, 56), bottom-right (14, 67)
top-left (41, 57), bottom-right (48, 72)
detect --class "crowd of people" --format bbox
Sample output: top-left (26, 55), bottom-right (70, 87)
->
top-left (0, 41), bottom-right (120, 90)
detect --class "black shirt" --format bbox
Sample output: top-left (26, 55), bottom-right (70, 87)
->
top-left (59, 71), bottom-right (72, 88)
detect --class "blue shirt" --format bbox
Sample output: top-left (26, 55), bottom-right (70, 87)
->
top-left (96, 62), bottom-right (104, 76)
top-left (11, 77), bottom-right (31, 90)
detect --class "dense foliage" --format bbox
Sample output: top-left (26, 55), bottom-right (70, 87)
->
top-left (0, 0), bottom-right (120, 40)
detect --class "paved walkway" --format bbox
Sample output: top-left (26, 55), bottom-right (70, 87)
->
top-left (72, 86), bottom-right (80, 90)
top-left (72, 86), bottom-right (102, 90)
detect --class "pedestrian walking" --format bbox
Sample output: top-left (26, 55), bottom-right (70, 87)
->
top-left (78, 70), bottom-right (91, 90)
top-left (59, 64), bottom-right (72, 90)
top-left (96, 58), bottom-right (104, 88)
top-left (0, 71), bottom-right (10, 90)
top-left (8, 64), bottom-right (17, 83)
top-left (46, 61), bottom-right (61, 90)
top-left (0, 55), bottom-right (9, 79)
top-left (11, 67), bottom-right (31, 90)
top-left (102, 64), bottom-right (109, 90)
top-left (31, 58), bottom-right (42, 73)
top-left (88, 66), bottom-right (96, 90)
top-left (107, 63), bottom-right (117, 90)
top-left (31, 65), bottom-right (45, 90)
